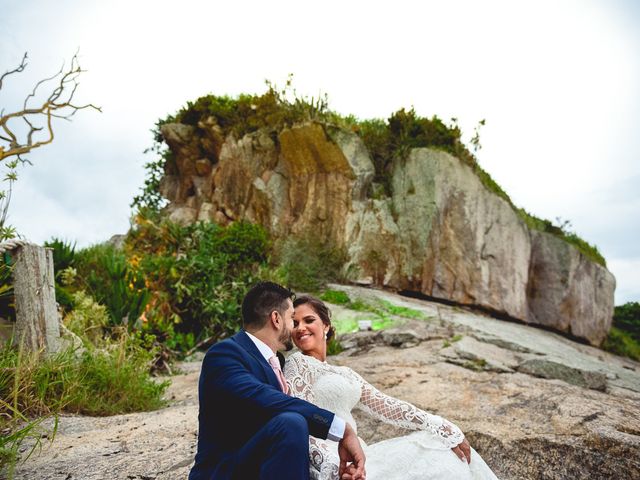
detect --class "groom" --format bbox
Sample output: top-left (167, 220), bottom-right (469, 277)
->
top-left (189, 281), bottom-right (366, 480)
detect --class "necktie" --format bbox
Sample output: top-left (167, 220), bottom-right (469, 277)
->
top-left (268, 355), bottom-right (289, 394)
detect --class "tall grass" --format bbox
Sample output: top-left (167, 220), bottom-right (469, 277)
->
top-left (0, 332), bottom-right (168, 476)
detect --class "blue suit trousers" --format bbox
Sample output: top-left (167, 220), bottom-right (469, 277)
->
top-left (230, 412), bottom-right (310, 480)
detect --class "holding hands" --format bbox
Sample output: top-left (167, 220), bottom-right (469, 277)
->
top-left (338, 423), bottom-right (366, 480)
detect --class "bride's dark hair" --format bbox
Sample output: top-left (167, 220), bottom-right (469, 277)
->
top-left (293, 295), bottom-right (336, 342)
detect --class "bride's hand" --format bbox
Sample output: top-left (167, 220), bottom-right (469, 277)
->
top-left (338, 424), bottom-right (366, 480)
top-left (341, 464), bottom-right (360, 479)
top-left (451, 438), bottom-right (472, 464)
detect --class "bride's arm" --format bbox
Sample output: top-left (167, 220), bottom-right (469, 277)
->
top-left (285, 354), bottom-right (341, 479)
top-left (284, 352), bottom-right (317, 402)
top-left (346, 368), bottom-right (465, 449)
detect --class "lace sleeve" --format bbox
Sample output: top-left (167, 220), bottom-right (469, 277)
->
top-left (284, 352), bottom-right (317, 402)
top-left (345, 368), bottom-right (465, 449)
top-left (285, 354), bottom-right (340, 480)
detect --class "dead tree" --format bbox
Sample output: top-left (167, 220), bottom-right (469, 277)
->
top-left (0, 52), bottom-right (101, 237)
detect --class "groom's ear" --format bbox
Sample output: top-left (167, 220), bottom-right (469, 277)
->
top-left (269, 310), bottom-right (280, 328)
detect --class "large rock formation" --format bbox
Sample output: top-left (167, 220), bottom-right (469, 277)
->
top-left (158, 121), bottom-right (615, 345)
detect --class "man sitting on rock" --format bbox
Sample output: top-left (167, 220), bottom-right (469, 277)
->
top-left (188, 281), bottom-right (365, 480)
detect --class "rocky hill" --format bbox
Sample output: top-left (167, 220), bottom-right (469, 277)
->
top-left (13, 286), bottom-right (639, 480)
top-left (158, 120), bottom-right (615, 346)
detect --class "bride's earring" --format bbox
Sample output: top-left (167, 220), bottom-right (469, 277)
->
top-left (324, 330), bottom-right (328, 340)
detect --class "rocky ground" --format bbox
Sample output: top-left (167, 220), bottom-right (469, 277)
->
top-left (10, 286), bottom-right (640, 480)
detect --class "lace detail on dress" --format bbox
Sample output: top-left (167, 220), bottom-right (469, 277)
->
top-left (343, 368), bottom-right (465, 449)
top-left (284, 352), bottom-right (498, 480)
top-left (284, 352), bottom-right (464, 449)
top-left (284, 352), bottom-right (317, 402)
top-left (309, 437), bottom-right (340, 480)
top-left (286, 353), bottom-right (341, 480)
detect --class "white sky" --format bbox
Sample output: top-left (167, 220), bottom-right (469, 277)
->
top-left (1, 0), bottom-right (639, 304)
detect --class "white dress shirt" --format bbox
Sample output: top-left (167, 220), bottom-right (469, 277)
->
top-left (245, 330), bottom-right (346, 441)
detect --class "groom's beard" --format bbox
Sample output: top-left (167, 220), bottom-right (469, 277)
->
top-left (279, 329), bottom-right (294, 351)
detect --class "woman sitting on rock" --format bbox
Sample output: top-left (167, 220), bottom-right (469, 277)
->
top-left (284, 295), bottom-right (499, 480)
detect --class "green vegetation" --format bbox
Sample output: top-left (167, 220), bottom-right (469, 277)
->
top-left (76, 243), bottom-right (150, 329)
top-left (321, 289), bottom-right (428, 334)
top-left (0, 413), bottom-right (55, 480)
top-left (379, 299), bottom-right (425, 319)
top-left (122, 212), bottom-right (271, 351)
top-left (519, 213), bottom-right (606, 266)
top-left (0, 262), bottom-right (14, 323)
top-left (442, 334), bottom-right (463, 348)
top-left (352, 110), bottom-right (475, 195)
top-left (462, 358), bottom-right (488, 371)
top-left (0, 245), bottom-right (168, 475)
top-left (0, 330), bottom-right (167, 475)
top-left (276, 234), bottom-right (347, 293)
top-left (603, 302), bottom-right (640, 361)
top-left (326, 338), bottom-right (344, 356)
top-left (319, 289), bottom-right (351, 305)
top-left (156, 77), bottom-right (332, 143)
top-left (1, 215), bottom-right (278, 475)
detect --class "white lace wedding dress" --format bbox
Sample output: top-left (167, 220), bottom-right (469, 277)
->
top-left (285, 352), bottom-right (498, 480)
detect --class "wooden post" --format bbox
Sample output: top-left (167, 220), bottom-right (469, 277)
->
top-left (12, 244), bottom-right (60, 354)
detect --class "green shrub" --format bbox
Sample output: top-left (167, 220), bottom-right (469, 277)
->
top-left (612, 302), bottom-right (640, 341)
top-left (74, 243), bottom-right (150, 329)
top-left (53, 284), bottom-right (75, 312)
top-left (43, 238), bottom-right (79, 312)
top-left (63, 291), bottom-right (110, 345)
top-left (161, 78), bottom-right (330, 142)
top-left (602, 327), bottom-right (640, 361)
top-left (326, 337), bottom-right (343, 356)
top-left (44, 238), bottom-right (76, 274)
top-left (519, 211), bottom-right (606, 266)
top-left (353, 108), bottom-right (476, 195)
top-left (67, 336), bottom-right (167, 416)
top-left (277, 234), bottom-right (347, 293)
top-left (124, 216), bottom-right (271, 349)
top-left (0, 262), bottom-right (14, 322)
top-left (603, 302), bottom-right (640, 361)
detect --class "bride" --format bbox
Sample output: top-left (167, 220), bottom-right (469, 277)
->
top-left (284, 295), bottom-right (499, 480)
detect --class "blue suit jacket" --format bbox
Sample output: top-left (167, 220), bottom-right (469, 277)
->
top-left (189, 330), bottom-right (335, 480)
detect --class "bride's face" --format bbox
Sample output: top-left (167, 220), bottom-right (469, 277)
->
top-left (292, 303), bottom-right (329, 358)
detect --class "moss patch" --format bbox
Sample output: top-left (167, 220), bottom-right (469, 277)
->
top-left (279, 123), bottom-right (354, 178)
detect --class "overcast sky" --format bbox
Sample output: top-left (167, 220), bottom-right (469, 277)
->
top-left (1, 0), bottom-right (638, 304)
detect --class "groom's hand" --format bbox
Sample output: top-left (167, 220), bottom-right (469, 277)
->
top-left (338, 424), bottom-right (366, 480)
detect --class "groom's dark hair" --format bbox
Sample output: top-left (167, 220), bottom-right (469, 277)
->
top-left (242, 281), bottom-right (295, 330)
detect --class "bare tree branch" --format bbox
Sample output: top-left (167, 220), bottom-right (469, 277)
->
top-left (0, 53), bottom-right (28, 90)
top-left (0, 51), bottom-right (101, 163)
top-left (0, 51), bottom-right (99, 238)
